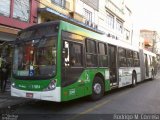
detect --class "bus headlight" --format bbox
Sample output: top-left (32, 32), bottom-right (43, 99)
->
top-left (12, 82), bottom-right (16, 88)
top-left (44, 80), bottom-right (56, 91)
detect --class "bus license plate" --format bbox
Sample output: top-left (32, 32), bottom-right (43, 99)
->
top-left (26, 93), bottom-right (33, 98)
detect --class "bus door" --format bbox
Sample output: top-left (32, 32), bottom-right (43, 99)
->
top-left (108, 44), bottom-right (118, 87)
top-left (144, 54), bottom-right (149, 77)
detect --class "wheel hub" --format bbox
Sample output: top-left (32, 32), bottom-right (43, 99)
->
top-left (94, 83), bottom-right (102, 94)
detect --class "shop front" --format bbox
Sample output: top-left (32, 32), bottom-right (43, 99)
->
top-left (0, 25), bottom-right (19, 92)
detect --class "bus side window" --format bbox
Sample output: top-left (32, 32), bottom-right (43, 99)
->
top-left (118, 48), bottom-right (127, 67)
top-left (63, 41), bottom-right (83, 67)
top-left (69, 42), bottom-right (83, 67)
top-left (133, 52), bottom-right (140, 67)
top-left (126, 50), bottom-right (133, 67)
top-left (86, 39), bottom-right (97, 67)
top-left (98, 42), bottom-right (108, 67)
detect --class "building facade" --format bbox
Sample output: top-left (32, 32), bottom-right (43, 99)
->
top-left (37, 0), bottom-right (133, 45)
top-left (0, 0), bottom-right (38, 41)
top-left (0, 0), bottom-right (38, 57)
top-left (37, 0), bottom-right (99, 32)
top-left (98, 0), bottom-right (133, 45)
top-left (74, 0), bottom-right (99, 28)
top-left (140, 29), bottom-right (160, 53)
top-left (38, 0), bottom-right (83, 23)
top-left (0, 0), bottom-right (38, 91)
top-left (0, 0), bottom-right (133, 45)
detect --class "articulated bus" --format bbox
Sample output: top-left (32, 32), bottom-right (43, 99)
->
top-left (11, 21), bottom-right (156, 102)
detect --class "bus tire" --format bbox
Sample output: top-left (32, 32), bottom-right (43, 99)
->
top-left (151, 70), bottom-right (155, 80)
top-left (90, 77), bottom-right (104, 101)
top-left (132, 73), bottom-right (137, 87)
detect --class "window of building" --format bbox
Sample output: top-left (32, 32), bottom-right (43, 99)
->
top-left (84, 9), bottom-right (92, 22)
top-left (51, 0), bottom-right (65, 8)
top-left (86, 39), bottom-right (97, 67)
top-left (106, 13), bottom-right (114, 29)
top-left (0, 0), bottom-right (10, 17)
top-left (13, 0), bottom-right (30, 22)
top-left (125, 29), bottom-right (130, 40)
top-left (98, 42), bottom-right (108, 67)
top-left (116, 19), bottom-right (123, 33)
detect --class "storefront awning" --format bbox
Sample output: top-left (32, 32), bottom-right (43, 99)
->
top-left (0, 25), bottom-right (19, 42)
top-left (0, 32), bottom-right (16, 42)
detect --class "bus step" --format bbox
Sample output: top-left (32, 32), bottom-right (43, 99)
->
top-left (111, 85), bottom-right (118, 89)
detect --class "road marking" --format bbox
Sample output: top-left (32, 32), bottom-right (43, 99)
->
top-left (66, 99), bottom-right (111, 120)
top-left (80, 99), bottom-right (111, 114)
top-left (115, 89), bottom-right (132, 98)
top-left (67, 86), bottom-right (133, 120)
top-left (67, 89), bottom-right (133, 120)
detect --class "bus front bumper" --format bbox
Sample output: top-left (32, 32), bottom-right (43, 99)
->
top-left (11, 86), bottom-right (61, 102)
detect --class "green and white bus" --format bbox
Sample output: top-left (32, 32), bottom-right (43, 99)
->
top-left (11, 21), bottom-right (156, 102)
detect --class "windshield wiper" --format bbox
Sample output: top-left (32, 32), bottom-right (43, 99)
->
top-left (34, 36), bottom-right (47, 48)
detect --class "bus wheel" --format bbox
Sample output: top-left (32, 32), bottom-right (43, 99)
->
top-left (151, 70), bottom-right (155, 80)
top-left (90, 77), bottom-right (104, 101)
top-left (132, 73), bottom-right (137, 87)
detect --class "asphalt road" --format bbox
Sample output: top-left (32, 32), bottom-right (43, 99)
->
top-left (4, 72), bottom-right (160, 120)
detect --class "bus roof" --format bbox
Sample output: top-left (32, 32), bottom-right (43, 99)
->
top-left (59, 20), bottom-right (139, 52)
top-left (18, 20), bottom-right (152, 53)
top-left (143, 49), bottom-right (156, 57)
top-left (18, 21), bottom-right (60, 35)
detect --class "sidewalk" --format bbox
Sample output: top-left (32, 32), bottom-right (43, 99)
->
top-left (0, 91), bottom-right (31, 110)
top-left (0, 80), bottom-right (32, 113)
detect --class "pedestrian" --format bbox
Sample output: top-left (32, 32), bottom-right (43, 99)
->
top-left (1, 58), bottom-right (9, 92)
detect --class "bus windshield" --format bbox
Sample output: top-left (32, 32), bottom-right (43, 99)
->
top-left (12, 36), bottom-right (57, 79)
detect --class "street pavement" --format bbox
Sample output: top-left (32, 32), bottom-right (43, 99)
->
top-left (1, 72), bottom-right (160, 120)
top-left (0, 92), bottom-right (31, 112)
top-left (0, 79), bottom-right (32, 114)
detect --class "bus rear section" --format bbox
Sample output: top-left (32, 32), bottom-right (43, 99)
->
top-left (139, 49), bottom-right (156, 81)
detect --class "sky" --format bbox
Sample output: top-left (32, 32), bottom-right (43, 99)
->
top-left (124, 0), bottom-right (160, 47)
top-left (126, 0), bottom-right (160, 31)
